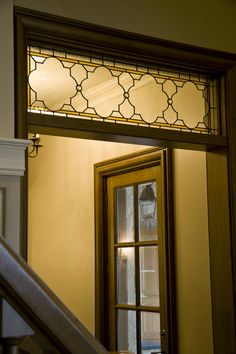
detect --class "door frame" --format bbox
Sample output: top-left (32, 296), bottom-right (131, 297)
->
top-left (14, 7), bottom-right (236, 353)
top-left (94, 147), bottom-right (175, 352)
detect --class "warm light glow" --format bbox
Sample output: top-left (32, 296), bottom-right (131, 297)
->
top-left (118, 247), bottom-right (133, 259)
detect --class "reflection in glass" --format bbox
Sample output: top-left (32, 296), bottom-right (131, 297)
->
top-left (117, 247), bottom-right (136, 305)
top-left (116, 186), bottom-right (134, 243)
top-left (140, 247), bottom-right (159, 307)
top-left (82, 66), bottom-right (124, 117)
top-left (28, 57), bottom-right (77, 111)
top-left (173, 81), bottom-right (208, 129)
top-left (138, 182), bottom-right (157, 241)
top-left (141, 312), bottom-right (161, 354)
top-left (129, 75), bottom-right (167, 123)
top-left (117, 309), bottom-right (137, 354)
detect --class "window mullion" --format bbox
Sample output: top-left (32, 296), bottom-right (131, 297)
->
top-left (134, 183), bottom-right (141, 354)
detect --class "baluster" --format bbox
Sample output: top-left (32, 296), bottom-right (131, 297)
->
top-left (0, 298), bottom-right (34, 354)
top-left (1, 337), bottom-right (24, 354)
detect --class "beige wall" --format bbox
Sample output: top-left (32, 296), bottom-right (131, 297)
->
top-left (28, 135), bottom-right (146, 333)
top-left (0, 0), bottom-right (14, 138)
top-left (28, 136), bottom-right (213, 354)
top-left (173, 149), bottom-right (213, 354)
top-left (14, 0), bottom-right (236, 54)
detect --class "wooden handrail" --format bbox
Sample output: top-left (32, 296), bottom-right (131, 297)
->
top-left (0, 236), bottom-right (109, 354)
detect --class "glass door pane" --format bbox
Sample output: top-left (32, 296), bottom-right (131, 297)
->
top-left (139, 247), bottom-right (160, 307)
top-left (116, 186), bottom-right (135, 243)
top-left (117, 309), bottom-right (137, 354)
top-left (138, 182), bottom-right (157, 241)
top-left (116, 247), bottom-right (136, 305)
top-left (141, 312), bottom-right (161, 354)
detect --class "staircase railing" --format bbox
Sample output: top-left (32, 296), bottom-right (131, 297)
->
top-left (0, 235), bottom-right (109, 354)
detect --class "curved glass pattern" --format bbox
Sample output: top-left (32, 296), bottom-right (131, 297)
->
top-left (27, 46), bottom-right (219, 134)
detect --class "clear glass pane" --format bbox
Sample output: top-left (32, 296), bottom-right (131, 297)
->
top-left (117, 309), bottom-right (137, 354)
top-left (139, 247), bottom-right (159, 307)
top-left (117, 247), bottom-right (136, 305)
top-left (138, 182), bottom-right (157, 241)
top-left (116, 186), bottom-right (134, 243)
top-left (141, 312), bottom-right (161, 354)
top-left (29, 57), bottom-right (78, 111)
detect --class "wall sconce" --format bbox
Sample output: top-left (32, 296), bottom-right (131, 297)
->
top-left (139, 184), bottom-right (156, 221)
top-left (28, 134), bottom-right (43, 158)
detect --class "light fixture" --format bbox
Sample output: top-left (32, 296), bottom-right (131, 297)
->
top-left (139, 184), bottom-right (156, 221)
top-left (28, 134), bottom-right (43, 158)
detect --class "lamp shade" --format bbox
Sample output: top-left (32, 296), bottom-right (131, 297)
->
top-left (139, 184), bottom-right (156, 219)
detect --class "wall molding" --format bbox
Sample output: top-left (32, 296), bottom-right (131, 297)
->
top-left (0, 138), bottom-right (30, 176)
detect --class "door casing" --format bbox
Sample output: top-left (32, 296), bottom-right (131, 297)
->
top-left (94, 147), bottom-right (176, 352)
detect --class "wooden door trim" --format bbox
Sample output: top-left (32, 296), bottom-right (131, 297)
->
top-left (94, 147), bottom-right (176, 353)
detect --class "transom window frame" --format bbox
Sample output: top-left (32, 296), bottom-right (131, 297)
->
top-left (15, 9), bottom-right (231, 151)
top-left (27, 45), bottom-right (219, 135)
top-left (14, 7), bottom-right (236, 354)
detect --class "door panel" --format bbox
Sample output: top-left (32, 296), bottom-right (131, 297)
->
top-left (107, 165), bottom-right (167, 354)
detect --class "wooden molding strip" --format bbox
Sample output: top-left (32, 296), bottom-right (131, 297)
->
top-left (0, 138), bottom-right (30, 176)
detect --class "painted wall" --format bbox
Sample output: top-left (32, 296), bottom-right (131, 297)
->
top-left (28, 136), bottom-right (146, 333)
top-left (173, 149), bottom-right (213, 354)
top-left (28, 136), bottom-right (213, 354)
top-left (0, 0), bottom-right (14, 138)
top-left (14, 0), bottom-right (236, 54)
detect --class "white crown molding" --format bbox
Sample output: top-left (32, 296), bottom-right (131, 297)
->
top-left (0, 138), bottom-right (31, 176)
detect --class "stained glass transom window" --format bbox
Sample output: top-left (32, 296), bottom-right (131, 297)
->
top-left (27, 46), bottom-right (219, 134)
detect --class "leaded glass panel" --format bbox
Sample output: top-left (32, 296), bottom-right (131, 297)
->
top-left (28, 46), bottom-right (219, 134)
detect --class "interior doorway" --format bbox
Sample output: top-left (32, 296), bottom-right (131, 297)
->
top-left (95, 148), bottom-right (172, 354)
top-left (28, 135), bottom-right (213, 354)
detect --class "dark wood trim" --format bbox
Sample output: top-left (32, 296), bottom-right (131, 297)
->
top-left (94, 162), bottom-right (107, 345)
top-left (28, 113), bottom-right (227, 152)
top-left (94, 148), bottom-right (176, 353)
top-left (14, 12), bottom-right (28, 139)
top-left (14, 7), bottom-right (236, 74)
top-left (226, 65), bottom-right (236, 300)
top-left (14, 14), bottom-right (29, 260)
top-left (19, 166), bottom-right (28, 260)
top-left (0, 236), bottom-right (109, 354)
top-left (163, 149), bottom-right (177, 353)
top-left (206, 148), bottom-right (236, 354)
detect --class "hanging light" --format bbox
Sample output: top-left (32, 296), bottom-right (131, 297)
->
top-left (139, 184), bottom-right (156, 220)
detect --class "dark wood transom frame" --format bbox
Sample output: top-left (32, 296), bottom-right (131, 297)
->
top-left (14, 7), bottom-right (236, 354)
